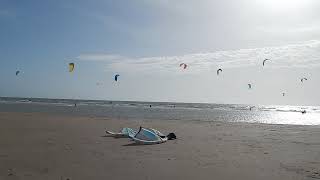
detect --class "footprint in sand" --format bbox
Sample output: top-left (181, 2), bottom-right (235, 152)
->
top-left (305, 169), bottom-right (320, 179)
top-left (307, 172), bottom-right (320, 179)
top-left (7, 169), bottom-right (14, 176)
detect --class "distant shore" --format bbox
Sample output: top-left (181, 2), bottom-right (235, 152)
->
top-left (1, 112), bottom-right (320, 179)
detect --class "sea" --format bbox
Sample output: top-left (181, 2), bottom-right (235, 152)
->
top-left (0, 97), bottom-right (320, 125)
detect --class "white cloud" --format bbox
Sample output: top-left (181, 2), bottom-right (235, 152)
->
top-left (77, 54), bottom-right (128, 62)
top-left (77, 40), bottom-right (320, 73)
top-left (256, 25), bottom-right (320, 34)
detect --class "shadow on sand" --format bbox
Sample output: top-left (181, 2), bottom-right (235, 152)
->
top-left (122, 142), bottom-right (147, 146)
top-left (101, 135), bottom-right (128, 139)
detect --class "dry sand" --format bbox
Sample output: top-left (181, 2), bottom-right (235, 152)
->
top-left (1, 112), bottom-right (320, 180)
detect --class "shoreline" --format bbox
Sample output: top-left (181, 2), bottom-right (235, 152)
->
top-left (1, 112), bottom-right (320, 179)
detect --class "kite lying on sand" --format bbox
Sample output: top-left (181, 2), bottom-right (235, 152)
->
top-left (106, 127), bottom-right (176, 145)
top-left (106, 127), bottom-right (136, 138)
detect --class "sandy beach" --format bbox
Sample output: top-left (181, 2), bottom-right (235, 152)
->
top-left (2, 0), bottom-right (320, 179)
top-left (1, 111), bottom-right (320, 180)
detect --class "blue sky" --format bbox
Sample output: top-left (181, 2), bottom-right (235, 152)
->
top-left (1, 0), bottom-right (320, 105)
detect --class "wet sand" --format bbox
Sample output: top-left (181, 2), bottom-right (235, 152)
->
top-left (1, 112), bottom-right (320, 180)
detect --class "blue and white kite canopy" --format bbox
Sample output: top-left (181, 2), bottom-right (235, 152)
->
top-left (114, 74), bottom-right (120, 81)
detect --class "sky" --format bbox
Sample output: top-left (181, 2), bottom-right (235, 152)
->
top-left (1, 0), bottom-right (320, 105)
